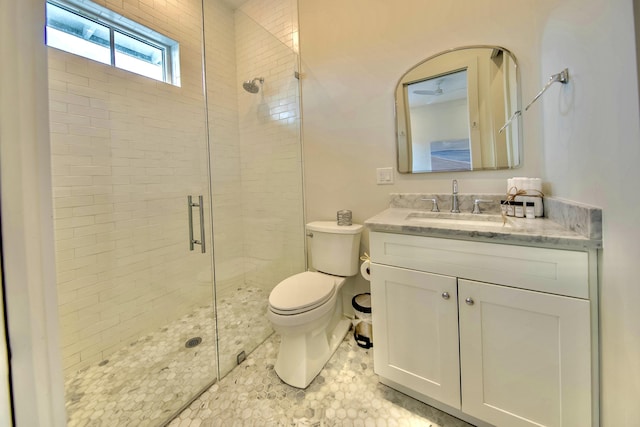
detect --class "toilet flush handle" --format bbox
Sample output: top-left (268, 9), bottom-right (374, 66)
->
top-left (306, 232), bottom-right (313, 238)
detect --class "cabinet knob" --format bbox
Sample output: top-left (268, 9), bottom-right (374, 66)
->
top-left (465, 297), bottom-right (475, 306)
top-left (442, 292), bottom-right (450, 300)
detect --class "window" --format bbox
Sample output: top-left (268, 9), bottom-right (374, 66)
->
top-left (45, 0), bottom-right (180, 86)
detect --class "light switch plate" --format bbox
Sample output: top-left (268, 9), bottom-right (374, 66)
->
top-left (376, 167), bottom-right (394, 185)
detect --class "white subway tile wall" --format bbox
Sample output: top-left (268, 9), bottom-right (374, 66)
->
top-left (203, 0), bottom-right (305, 294)
top-left (49, 0), bottom-right (304, 376)
top-left (234, 7), bottom-right (305, 296)
top-left (239, 0), bottom-right (299, 52)
top-left (49, 0), bottom-right (214, 374)
top-left (204, 0), bottom-right (245, 294)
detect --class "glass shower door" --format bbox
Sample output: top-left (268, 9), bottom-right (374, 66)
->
top-left (204, 2), bottom-right (306, 378)
top-left (48, 0), bottom-right (217, 424)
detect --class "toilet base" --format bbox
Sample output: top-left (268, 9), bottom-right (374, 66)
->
top-left (274, 317), bottom-right (351, 389)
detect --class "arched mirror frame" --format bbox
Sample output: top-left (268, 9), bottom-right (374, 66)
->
top-left (395, 45), bottom-right (523, 174)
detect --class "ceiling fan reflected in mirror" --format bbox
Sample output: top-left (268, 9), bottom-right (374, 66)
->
top-left (413, 79), bottom-right (445, 96)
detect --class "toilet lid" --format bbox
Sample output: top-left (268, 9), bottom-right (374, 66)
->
top-left (269, 272), bottom-right (336, 314)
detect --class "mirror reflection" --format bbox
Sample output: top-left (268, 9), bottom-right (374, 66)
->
top-left (396, 46), bottom-right (521, 173)
top-left (407, 69), bottom-right (471, 171)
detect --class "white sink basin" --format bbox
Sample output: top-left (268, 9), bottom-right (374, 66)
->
top-left (405, 211), bottom-right (510, 228)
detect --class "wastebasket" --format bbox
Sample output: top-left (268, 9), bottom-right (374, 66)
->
top-left (352, 293), bottom-right (372, 348)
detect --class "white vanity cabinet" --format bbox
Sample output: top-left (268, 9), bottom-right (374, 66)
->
top-left (371, 264), bottom-right (461, 408)
top-left (370, 231), bottom-right (598, 427)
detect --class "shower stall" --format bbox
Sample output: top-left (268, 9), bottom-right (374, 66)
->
top-left (47, 0), bottom-right (304, 424)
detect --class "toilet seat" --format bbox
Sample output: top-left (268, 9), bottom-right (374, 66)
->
top-left (269, 272), bottom-right (337, 315)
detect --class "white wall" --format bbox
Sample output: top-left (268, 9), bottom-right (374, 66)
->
top-left (537, 0), bottom-right (640, 424)
top-left (205, 0), bottom-right (303, 297)
top-left (0, 269), bottom-right (10, 426)
top-left (0, 0), bottom-right (66, 424)
top-left (411, 99), bottom-right (469, 171)
top-left (299, 0), bottom-right (640, 424)
top-left (298, 0), bottom-right (543, 234)
top-left (412, 100), bottom-right (470, 143)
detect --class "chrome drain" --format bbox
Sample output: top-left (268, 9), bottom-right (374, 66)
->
top-left (185, 337), bottom-right (202, 348)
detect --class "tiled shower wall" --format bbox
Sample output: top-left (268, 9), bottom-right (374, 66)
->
top-left (48, 0), bottom-right (213, 374)
top-left (205, 0), bottom-right (245, 293)
top-left (239, 0), bottom-right (299, 52)
top-left (49, 0), bottom-right (303, 375)
top-left (206, 0), bottom-right (304, 296)
top-left (234, 1), bottom-right (305, 294)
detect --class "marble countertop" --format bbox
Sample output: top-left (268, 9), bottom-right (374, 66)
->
top-left (365, 207), bottom-right (602, 250)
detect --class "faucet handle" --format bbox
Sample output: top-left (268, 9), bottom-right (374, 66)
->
top-left (421, 198), bottom-right (440, 212)
top-left (472, 199), bottom-right (494, 214)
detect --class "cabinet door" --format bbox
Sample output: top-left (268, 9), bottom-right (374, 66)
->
top-left (371, 263), bottom-right (460, 409)
top-left (458, 279), bottom-right (592, 427)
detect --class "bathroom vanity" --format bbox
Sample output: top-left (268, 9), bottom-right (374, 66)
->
top-left (365, 196), bottom-right (602, 427)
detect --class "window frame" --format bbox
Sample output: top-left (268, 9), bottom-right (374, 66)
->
top-left (45, 0), bottom-right (180, 86)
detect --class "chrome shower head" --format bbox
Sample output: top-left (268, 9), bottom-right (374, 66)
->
top-left (242, 77), bottom-right (264, 93)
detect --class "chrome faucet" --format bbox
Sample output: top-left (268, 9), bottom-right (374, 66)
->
top-left (472, 199), bottom-right (494, 214)
top-left (451, 179), bottom-right (460, 213)
top-left (420, 198), bottom-right (440, 212)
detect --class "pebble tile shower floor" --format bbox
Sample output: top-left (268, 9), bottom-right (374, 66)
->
top-left (168, 334), bottom-right (473, 427)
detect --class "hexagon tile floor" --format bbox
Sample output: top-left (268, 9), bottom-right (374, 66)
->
top-left (64, 286), bottom-right (272, 427)
top-left (167, 333), bottom-right (474, 427)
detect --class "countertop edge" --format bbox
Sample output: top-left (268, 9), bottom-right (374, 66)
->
top-left (365, 208), bottom-right (602, 251)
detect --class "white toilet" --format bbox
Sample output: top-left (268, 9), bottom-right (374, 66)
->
top-left (268, 221), bottom-right (363, 388)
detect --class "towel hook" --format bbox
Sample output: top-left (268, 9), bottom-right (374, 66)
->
top-left (525, 68), bottom-right (569, 111)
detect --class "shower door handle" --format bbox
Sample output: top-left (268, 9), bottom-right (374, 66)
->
top-left (187, 195), bottom-right (206, 253)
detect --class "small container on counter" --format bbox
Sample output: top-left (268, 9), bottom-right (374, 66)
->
top-left (506, 201), bottom-right (515, 217)
top-left (337, 210), bottom-right (352, 226)
top-left (514, 195), bottom-right (544, 217)
top-left (514, 201), bottom-right (525, 218)
top-left (525, 202), bottom-right (535, 219)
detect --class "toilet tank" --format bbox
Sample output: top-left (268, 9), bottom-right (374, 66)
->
top-left (306, 221), bottom-right (363, 276)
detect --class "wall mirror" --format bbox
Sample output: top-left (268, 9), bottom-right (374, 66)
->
top-left (395, 46), bottom-right (522, 173)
